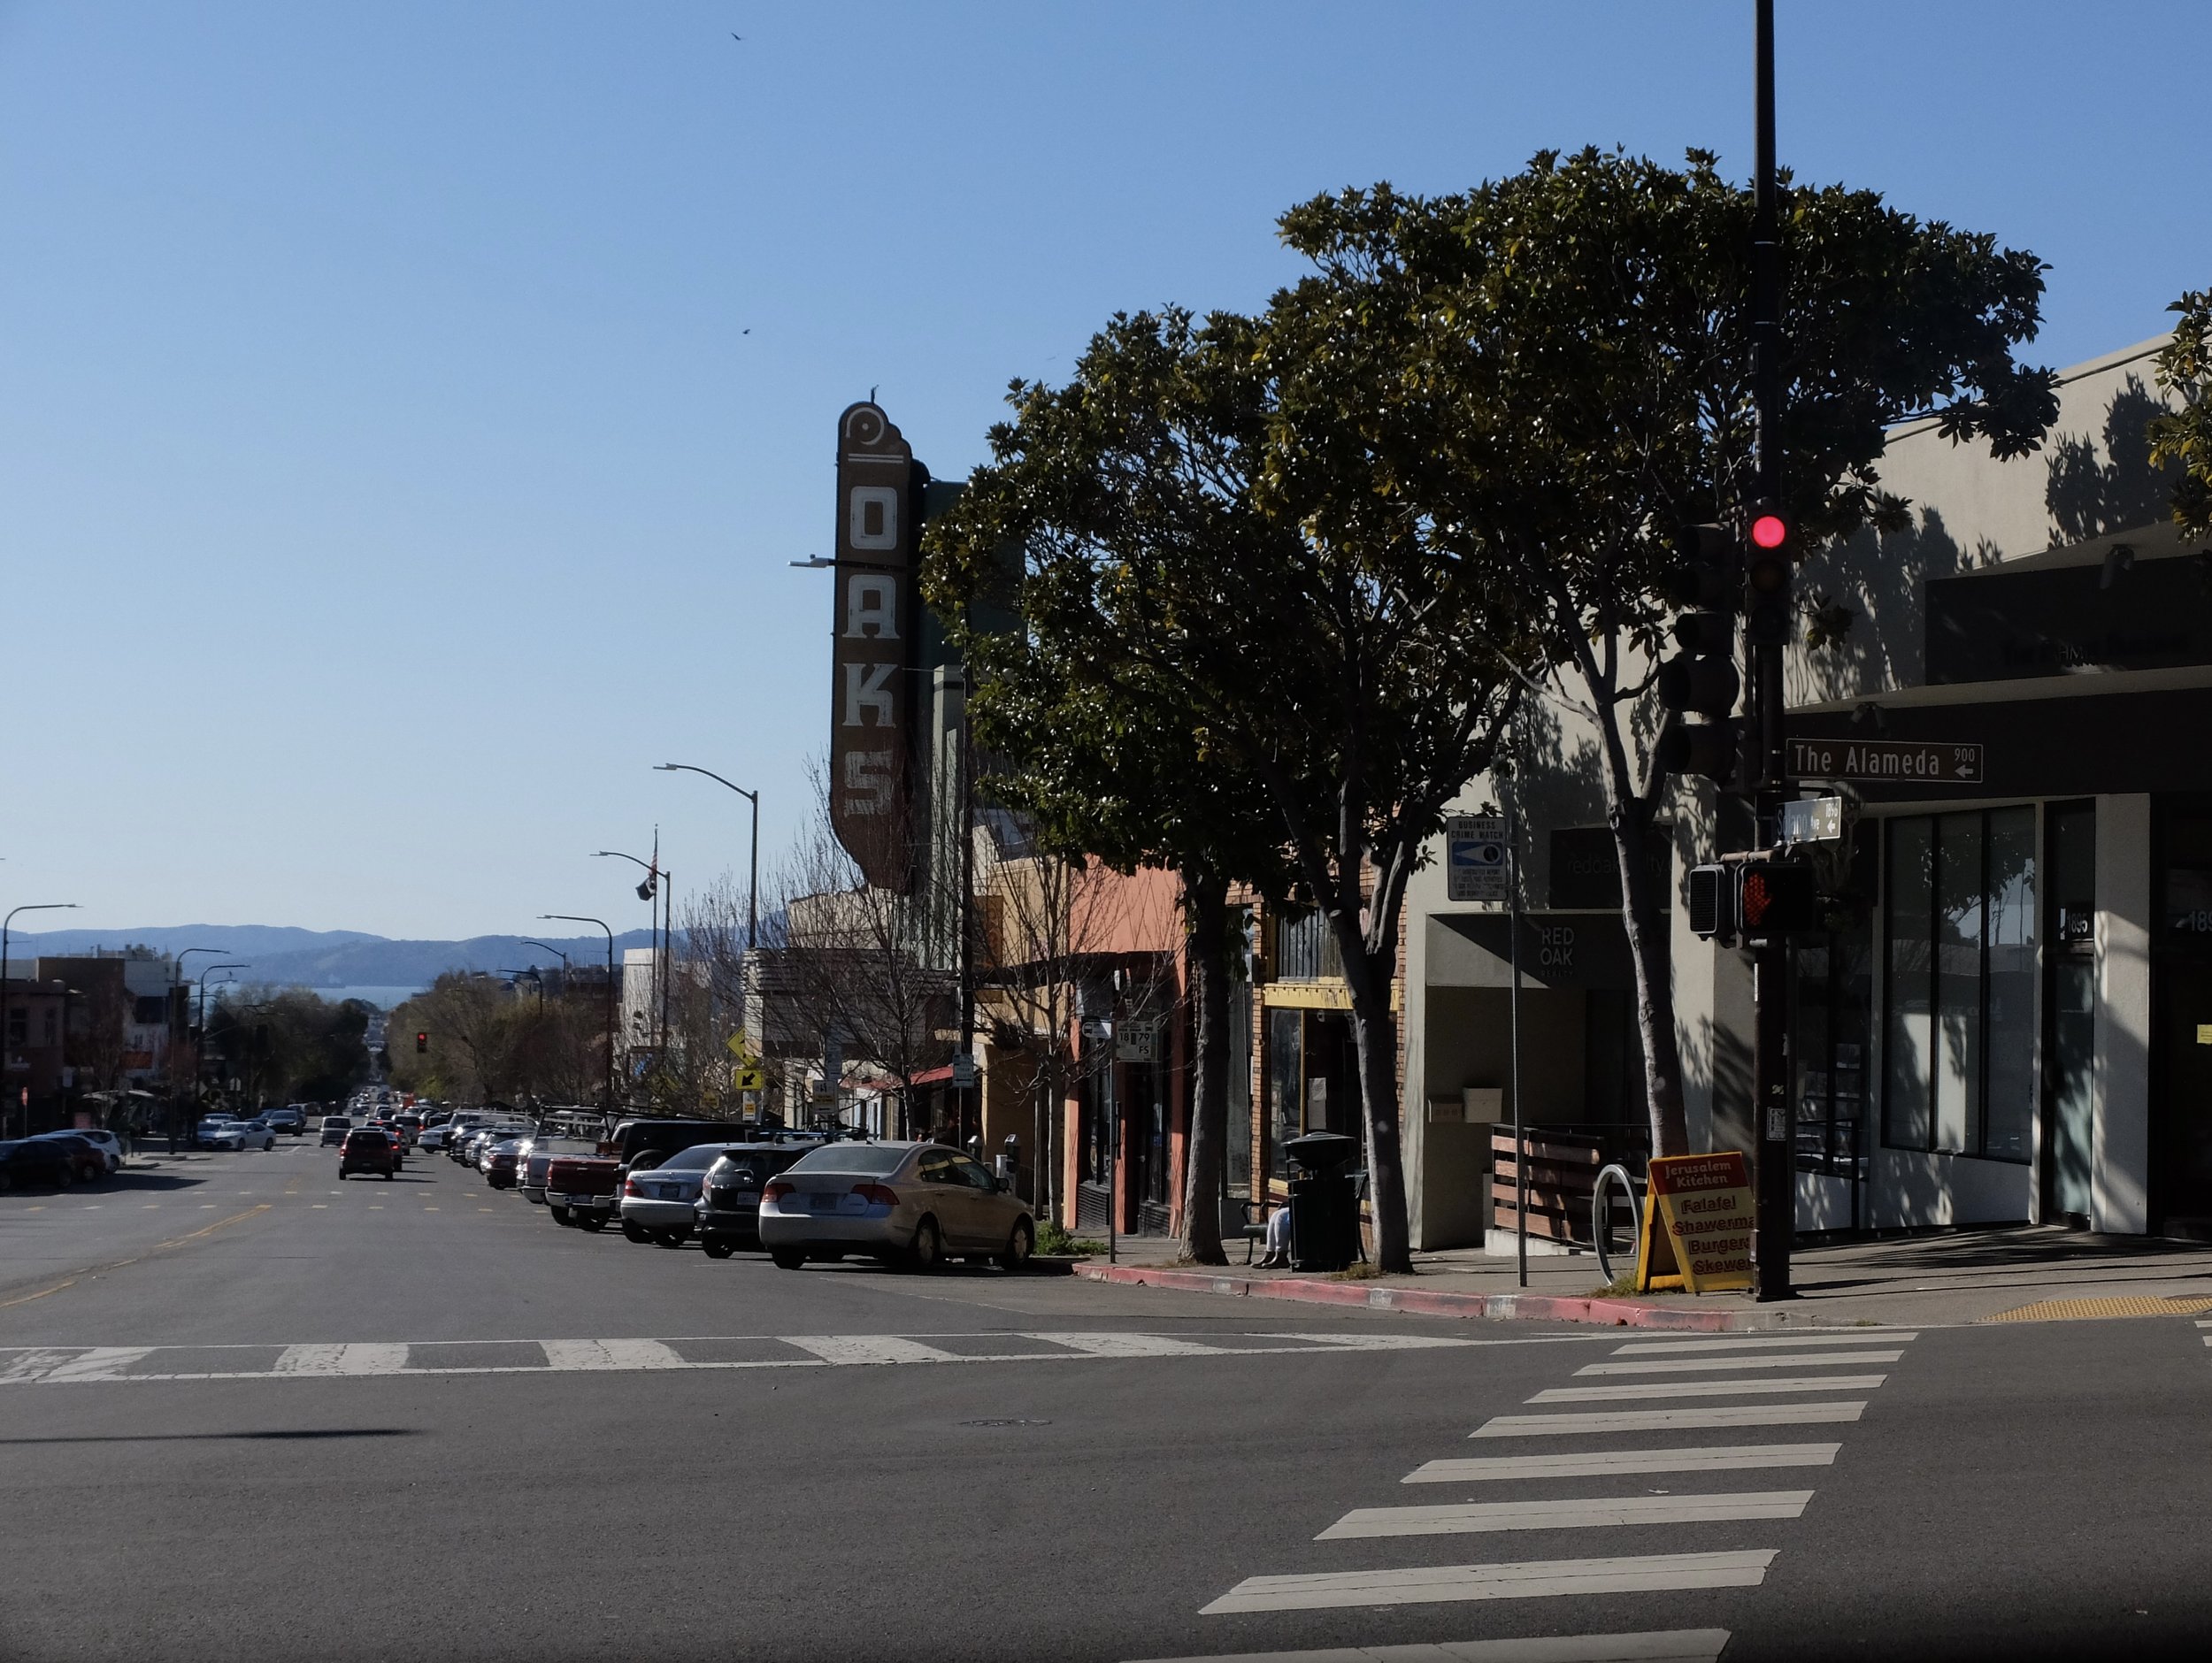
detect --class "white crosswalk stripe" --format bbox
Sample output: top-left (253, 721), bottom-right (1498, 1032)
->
top-left (1530, 1375), bottom-right (1886, 1403)
top-left (1406, 1443), bottom-right (1840, 1483)
top-left (1126, 1628), bottom-right (1733, 1662)
top-left (1608, 1331), bottom-right (1915, 1355)
top-left (1317, 1490), bottom-right (1813, 1540)
top-left (0, 1329), bottom-right (1475, 1384)
top-left (1573, 1350), bottom-right (1902, 1376)
top-left (1471, 1402), bottom-right (1868, 1437)
top-left (1199, 1551), bottom-right (1778, 1614)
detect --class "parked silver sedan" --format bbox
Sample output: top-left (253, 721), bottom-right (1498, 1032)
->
top-left (757, 1140), bottom-right (1033, 1273)
top-left (618, 1142), bottom-right (749, 1246)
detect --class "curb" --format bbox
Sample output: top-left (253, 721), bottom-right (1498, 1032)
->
top-left (1071, 1262), bottom-right (1827, 1331)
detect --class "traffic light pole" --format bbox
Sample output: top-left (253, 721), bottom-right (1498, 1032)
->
top-left (1749, 0), bottom-right (1794, 1302)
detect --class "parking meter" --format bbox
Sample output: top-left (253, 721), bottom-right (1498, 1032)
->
top-left (997, 1132), bottom-right (1019, 1186)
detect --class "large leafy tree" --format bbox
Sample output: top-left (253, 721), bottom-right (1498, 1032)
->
top-left (926, 336), bottom-right (1292, 1264)
top-left (1269, 148), bottom-right (2057, 1159)
top-left (2148, 286), bottom-right (2212, 534)
top-left (930, 309), bottom-right (1526, 1274)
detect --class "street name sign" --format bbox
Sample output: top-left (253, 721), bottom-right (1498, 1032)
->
top-left (1787, 736), bottom-right (1984, 786)
top-left (1778, 795), bottom-right (1844, 847)
top-left (1446, 815), bottom-right (1510, 902)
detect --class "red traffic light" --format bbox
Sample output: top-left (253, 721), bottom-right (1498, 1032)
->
top-left (1750, 512), bottom-right (1788, 550)
top-left (415, 1031), bottom-right (428, 1054)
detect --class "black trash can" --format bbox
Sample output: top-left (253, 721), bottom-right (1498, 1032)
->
top-left (1284, 1131), bottom-right (1361, 1272)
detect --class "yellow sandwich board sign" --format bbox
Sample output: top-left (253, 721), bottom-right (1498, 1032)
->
top-left (1635, 1151), bottom-right (1755, 1293)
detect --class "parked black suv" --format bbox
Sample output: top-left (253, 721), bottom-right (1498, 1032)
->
top-left (694, 1142), bottom-right (814, 1258)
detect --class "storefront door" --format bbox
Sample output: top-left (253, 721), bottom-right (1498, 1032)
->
top-left (2044, 803), bottom-right (2095, 1224)
top-left (2154, 802), bottom-right (2212, 1235)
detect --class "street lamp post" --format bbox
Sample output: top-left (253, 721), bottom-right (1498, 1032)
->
top-left (655, 763), bottom-right (758, 951)
top-left (3, 902), bottom-right (81, 1137)
top-left (594, 849), bottom-right (672, 1057)
top-left (170, 947), bottom-right (226, 1132)
top-left (196, 964), bottom-right (248, 1111)
top-left (540, 916), bottom-right (614, 1115)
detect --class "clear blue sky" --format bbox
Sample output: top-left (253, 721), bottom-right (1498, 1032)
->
top-left (4, 1), bottom-right (2205, 939)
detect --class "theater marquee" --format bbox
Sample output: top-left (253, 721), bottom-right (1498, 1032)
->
top-left (829, 401), bottom-right (918, 888)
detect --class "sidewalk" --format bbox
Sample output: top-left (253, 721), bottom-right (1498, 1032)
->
top-left (1071, 1225), bottom-right (2212, 1330)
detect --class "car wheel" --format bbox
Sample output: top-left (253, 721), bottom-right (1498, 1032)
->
top-left (58, 1166), bottom-right (74, 1189)
top-left (1001, 1218), bottom-right (1034, 1274)
top-left (578, 1214), bottom-right (606, 1232)
top-left (622, 1221), bottom-right (651, 1245)
top-left (770, 1247), bottom-right (808, 1270)
top-left (549, 1206), bottom-right (571, 1226)
top-left (654, 1229), bottom-right (691, 1248)
top-left (701, 1238), bottom-right (733, 1260)
top-left (907, 1215), bottom-right (943, 1273)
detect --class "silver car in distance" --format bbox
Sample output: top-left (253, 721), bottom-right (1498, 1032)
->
top-left (757, 1140), bottom-right (1034, 1274)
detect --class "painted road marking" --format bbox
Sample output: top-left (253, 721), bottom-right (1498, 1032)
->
top-left (39, 1347), bottom-right (157, 1383)
top-left (1531, 1376), bottom-right (1886, 1404)
top-left (0, 1330), bottom-right (1475, 1385)
top-left (1026, 1331), bottom-right (1218, 1358)
top-left (1609, 1332), bottom-right (1916, 1355)
top-left (1575, 1351), bottom-right (1902, 1376)
top-left (1317, 1491), bottom-right (1814, 1540)
top-left (1126, 1629), bottom-right (1733, 1662)
top-left (1197, 1551), bottom-right (1777, 1614)
top-left (1473, 1403), bottom-right (1869, 1438)
top-left (782, 1335), bottom-right (963, 1365)
top-left (273, 1344), bottom-right (411, 1376)
top-left (1407, 1444), bottom-right (1841, 1483)
top-left (540, 1338), bottom-right (687, 1370)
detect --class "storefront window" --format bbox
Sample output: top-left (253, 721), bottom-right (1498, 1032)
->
top-left (1882, 808), bottom-right (2037, 1161)
top-left (1267, 1008), bottom-right (1301, 1180)
top-left (1793, 839), bottom-right (1874, 1176)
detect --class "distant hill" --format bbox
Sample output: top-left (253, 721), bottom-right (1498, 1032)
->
top-left (11, 924), bottom-right (657, 990)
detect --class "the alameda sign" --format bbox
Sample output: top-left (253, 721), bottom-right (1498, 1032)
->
top-left (1787, 735), bottom-right (1984, 786)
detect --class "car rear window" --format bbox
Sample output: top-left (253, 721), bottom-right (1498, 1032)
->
top-left (785, 1144), bottom-right (905, 1176)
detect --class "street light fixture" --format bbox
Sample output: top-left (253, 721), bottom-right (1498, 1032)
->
top-left (656, 763), bottom-right (760, 951)
top-left (168, 946), bottom-right (227, 1131)
top-left (540, 916), bottom-right (615, 1114)
top-left (1, 901), bottom-right (80, 1137)
top-left (595, 848), bottom-right (672, 1058)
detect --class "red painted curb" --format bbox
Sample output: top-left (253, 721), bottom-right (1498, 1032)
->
top-left (1069, 1262), bottom-right (1781, 1330)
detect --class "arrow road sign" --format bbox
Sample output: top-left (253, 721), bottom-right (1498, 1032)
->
top-left (1788, 737), bottom-right (1984, 786)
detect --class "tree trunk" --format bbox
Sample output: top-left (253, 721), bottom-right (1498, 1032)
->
top-left (1590, 706), bottom-right (1692, 1160)
top-left (1336, 936), bottom-right (1411, 1273)
top-left (1178, 862), bottom-right (1232, 1265)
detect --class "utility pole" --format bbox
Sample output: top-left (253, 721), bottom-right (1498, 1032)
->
top-left (1749, 0), bottom-right (1795, 1302)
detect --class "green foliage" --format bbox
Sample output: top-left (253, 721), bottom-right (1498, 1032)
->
top-left (204, 989), bottom-right (372, 1105)
top-left (1034, 1217), bottom-right (1103, 1257)
top-left (2147, 287), bottom-right (2212, 537)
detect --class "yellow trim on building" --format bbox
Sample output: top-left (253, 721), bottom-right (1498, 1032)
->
top-left (1259, 978), bottom-right (1403, 1013)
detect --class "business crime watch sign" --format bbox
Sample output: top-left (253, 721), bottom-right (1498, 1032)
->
top-left (1635, 1150), bottom-right (1755, 1293)
top-left (829, 402), bottom-right (918, 889)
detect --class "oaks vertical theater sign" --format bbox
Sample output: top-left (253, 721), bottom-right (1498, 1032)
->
top-left (829, 401), bottom-right (918, 887)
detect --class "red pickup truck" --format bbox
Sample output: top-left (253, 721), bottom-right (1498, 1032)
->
top-left (544, 1154), bottom-right (620, 1229)
top-left (546, 1120), bottom-right (772, 1231)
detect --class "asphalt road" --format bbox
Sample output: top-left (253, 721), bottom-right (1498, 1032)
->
top-left (4, 1142), bottom-right (2210, 1663)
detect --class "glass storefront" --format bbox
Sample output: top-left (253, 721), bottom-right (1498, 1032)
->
top-left (1882, 808), bottom-right (2038, 1161)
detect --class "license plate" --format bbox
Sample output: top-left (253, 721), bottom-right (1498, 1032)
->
top-left (810, 1193), bottom-right (842, 1213)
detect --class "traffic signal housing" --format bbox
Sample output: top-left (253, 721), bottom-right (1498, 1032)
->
top-left (415, 1031), bottom-right (428, 1054)
top-left (1656, 524), bottom-right (1743, 786)
top-left (1687, 855), bottom-right (1824, 946)
top-left (1744, 502), bottom-right (1793, 646)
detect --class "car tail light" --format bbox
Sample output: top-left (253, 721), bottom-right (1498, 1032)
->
top-left (852, 1184), bottom-right (898, 1207)
top-left (622, 1176), bottom-right (641, 1197)
top-left (763, 1179), bottom-right (794, 1203)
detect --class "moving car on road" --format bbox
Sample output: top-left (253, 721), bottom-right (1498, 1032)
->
top-left (319, 1115), bottom-right (352, 1146)
top-left (34, 1127), bottom-right (124, 1172)
top-left (758, 1141), bottom-right (1034, 1274)
top-left (0, 1138), bottom-right (79, 1191)
top-left (338, 1128), bottom-right (396, 1180)
top-left (201, 1121), bottom-right (250, 1153)
top-left (231, 1119), bottom-right (277, 1153)
top-left (264, 1107), bottom-right (306, 1135)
